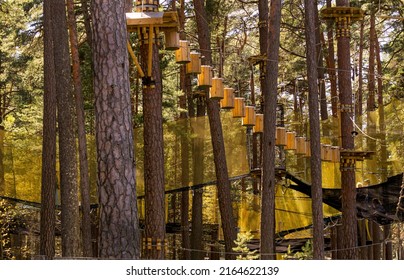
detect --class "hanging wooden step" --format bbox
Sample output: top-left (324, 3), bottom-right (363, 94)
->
top-left (331, 146), bottom-right (340, 163)
top-left (253, 114), bottom-right (264, 133)
top-left (304, 139), bottom-right (311, 158)
top-left (321, 144), bottom-right (332, 161)
top-left (175, 40), bottom-right (191, 64)
top-left (186, 52), bottom-right (201, 74)
top-left (164, 29), bottom-right (179, 50)
top-left (232, 98), bottom-right (245, 118)
top-left (209, 77), bottom-right (224, 99)
top-left (242, 106), bottom-right (256, 126)
top-left (197, 65), bottom-right (212, 88)
top-left (296, 137), bottom-right (307, 155)
top-left (275, 127), bottom-right (286, 146)
top-left (285, 131), bottom-right (296, 150)
top-left (220, 88), bottom-right (235, 109)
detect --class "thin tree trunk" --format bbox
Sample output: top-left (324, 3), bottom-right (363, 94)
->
top-left (91, 0), bottom-right (140, 259)
top-left (372, 222), bottom-right (382, 259)
top-left (314, 1), bottom-right (328, 122)
top-left (0, 127), bottom-right (4, 196)
top-left (251, 67), bottom-right (259, 193)
top-left (356, 22), bottom-right (364, 124)
top-left (80, 0), bottom-right (93, 47)
top-left (179, 0), bottom-right (191, 259)
top-left (335, 223), bottom-right (343, 259)
top-left (141, 41), bottom-right (166, 260)
top-left (260, 0), bottom-right (281, 260)
top-left (304, 0), bottom-right (324, 260)
top-left (53, 0), bottom-right (81, 258)
top-left (258, 0), bottom-right (270, 259)
top-left (325, 0), bottom-right (338, 119)
top-left (359, 219), bottom-right (368, 259)
top-left (336, 0), bottom-right (357, 259)
top-left (375, 32), bottom-right (392, 260)
top-left (367, 11), bottom-right (381, 260)
top-left (193, 0), bottom-right (237, 260)
top-left (331, 225), bottom-right (337, 259)
top-left (190, 103), bottom-right (205, 260)
top-left (40, 0), bottom-right (57, 260)
top-left (66, 0), bottom-right (92, 258)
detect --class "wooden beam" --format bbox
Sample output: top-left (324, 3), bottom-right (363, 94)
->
top-left (147, 25), bottom-right (154, 77)
top-left (127, 40), bottom-right (145, 77)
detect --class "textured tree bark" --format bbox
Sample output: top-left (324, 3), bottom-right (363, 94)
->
top-left (91, 1), bottom-right (140, 259)
top-left (66, 0), bottom-right (92, 258)
top-left (304, 0), bottom-right (325, 260)
top-left (336, 0), bottom-right (357, 259)
top-left (260, 0), bottom-right (281, 260)
top-left (206, 99), bottom-right (237, 260)
top-left (141, 36), bottom-right (166, 260)
top-left (178, 0), bottom-right (191, 260)
top-left (53, 0), bottom-right (81, 258)
top-left (40, 0), bottom-right (56, 260)
top-left (193, 0), bottom-right (237, 260)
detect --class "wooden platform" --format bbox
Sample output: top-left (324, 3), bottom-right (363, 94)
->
top-left (321, 6), bottom-right (364, 20)
top-left (340, 150), bottom-right (375, 161)
top-left (126, 11), bottom-right (179, 32)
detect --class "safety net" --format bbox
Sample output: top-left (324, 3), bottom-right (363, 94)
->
top-left (0, 105), bottom-right (403, 236)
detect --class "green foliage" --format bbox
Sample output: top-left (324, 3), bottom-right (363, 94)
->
top-left (0, 199), bottom-right (35, 259)
top-left (283, 239), bottom-right (313, 260)
top-left (232, 231), bottom-right (259, 260)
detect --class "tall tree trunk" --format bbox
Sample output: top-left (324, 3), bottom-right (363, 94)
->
top-left (314, 2), bottom-right (328, 122)
top-left (80, 0), bottom-right (93, 46)
top-left (325, 0), bottom-right (338, 119)
top-left (375, 32), bottom-right (392, 260)
top-left (359, 219), bottom-right (368, 259)
top-left (356, 22), bottom-right (364, 125)
top-left (190, 101), bottom-right (205, 260)
top-left (91, 1), bottom-right (140, 259)
top-left (139, 17), bottom-right (166, 260)
top-left (66, 0), bottom-right (92, 258)
top-left (53, 0), bottom-right (81, 258)
top-left (304, 0), bottom-right (324, 260)
top-left (367, 11), bottom-right (381, 260)
top-left (260, 0), bottom-right (281, 260)
top-left (0, 127), bottom-right (4, 196)
top-left (357, 20), bottom-right (367, 260)
top-left (40, 0), bottom-right (57, 260)
top-left (193, 0), bottom-right (237, 260)
top-left (179, 0), bottom-right (191, 260)
top-left (336, 0), bottom-right (357, 259)
top-left (251, 67), bottom-right (260, 193)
